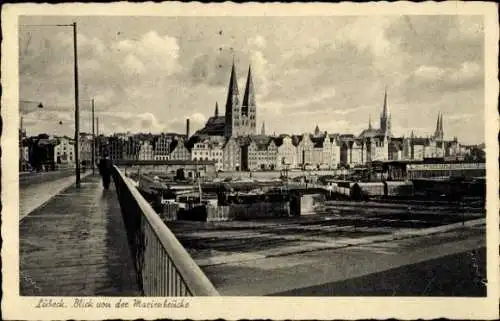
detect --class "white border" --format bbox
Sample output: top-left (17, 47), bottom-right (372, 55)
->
top-left (2, 2), bottom-right (499, 320)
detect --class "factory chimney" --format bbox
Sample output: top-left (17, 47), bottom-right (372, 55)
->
top-left (186, 118), bottom-right (190, 139)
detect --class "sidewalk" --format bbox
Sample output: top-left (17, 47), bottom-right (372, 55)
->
top-left (20, 174), bottom-right (140, 296)
top-left (20, 171), bottom-right (92, 221)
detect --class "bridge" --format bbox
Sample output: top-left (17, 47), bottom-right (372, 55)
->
top-left (19, 164), bottom-right (487, 296)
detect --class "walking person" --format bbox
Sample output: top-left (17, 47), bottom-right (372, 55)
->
top-left (98, 152), bottom-right (113, 190)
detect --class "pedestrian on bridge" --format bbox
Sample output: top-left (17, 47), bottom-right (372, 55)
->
top-left (98, 153), bottom-right (113, 190)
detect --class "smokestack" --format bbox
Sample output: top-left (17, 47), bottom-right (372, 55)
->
top-left (186, 118), bottom-right (190, 138)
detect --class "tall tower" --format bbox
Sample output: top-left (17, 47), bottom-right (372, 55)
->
top-left (438, 113), bottom-right (444, 141)
top-left (380, 88), bottom-right (389, 134)
top-left (434, 113), bottom-right (444, 141)
top-left (242, 65), bottom-right (256, 135)
top-left (314, 125), bottom-right (321, 137)
top-left (440, 114), bottom-right (444, 139)
top-left (261, 121), bottom-right (266, 135)
top-left (224, 61), bottom-right (240, 137)
top-left (214, 101), bottom-right (219, 117)
top-left (434, 113), bottom-right (440, 139)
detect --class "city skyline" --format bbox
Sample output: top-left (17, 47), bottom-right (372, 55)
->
top-left (19, 15), bottom-right (484, 144)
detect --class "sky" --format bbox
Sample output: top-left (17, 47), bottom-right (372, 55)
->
top-left (19, 15), bottom-right (484, 144)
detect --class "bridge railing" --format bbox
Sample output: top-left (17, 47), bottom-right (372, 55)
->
top-left (111, 165), bottom-right (219, 296)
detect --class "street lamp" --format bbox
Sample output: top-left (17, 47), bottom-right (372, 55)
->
top-left (21, 22), bottom-right (81, 187)
top-left (19, 100), bottom-right (44, 171)
top-left (19, 100), bottom-right (44, 133)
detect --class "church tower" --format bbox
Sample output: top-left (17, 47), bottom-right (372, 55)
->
top-left (242, 65), bottom-right (257, 136)
top-left (224, 61), bottom-right (240, 138)
top-left (440, 114), bottom-right (444, 139)
top-left (380, 88), bottom-right (390, 135)
top-left (433, 113), bottom-right (444, 141)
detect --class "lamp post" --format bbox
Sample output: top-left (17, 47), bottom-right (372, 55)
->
top-left (19, 100), bottom-right (44, 133)
top-left (20, 22), bottom-right (81, 187)
top-left (91, 98), bottom-right (95, 175)
top-left (71, 22), bottom-right (81, 188)
top-left (19, 100), bottom-right (44, 171)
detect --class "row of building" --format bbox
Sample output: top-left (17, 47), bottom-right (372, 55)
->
top-left (20, 61), bottom-right (482, 172)
top-left (19, 122), bottom-right (480, 173)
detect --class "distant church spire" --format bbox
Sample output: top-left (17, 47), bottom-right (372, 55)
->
top-left (314, 124), bottom-right (321, 136)
top-left (382, 87), bottom-right (388, 118)
top-left (224, 60), bottom-right (240, 137)
top-left (439, 113), bottom-right (444, 134)
top-left (214, 102), bottom-right (219, 117)
top-left (435, 113), bottom-right (440, 137)
top-left (434, 112), bottom-right (444, 140)
top-left (242, 65), bottom-right (255, 117)
top-left (227, 60), bottom-right (239, 98)
top-left (261, 121), bottom-right (265, 135)
top-left (380, 87), bottom-right (390, 134)
top-left (368, 114), bottom-right (373, 130)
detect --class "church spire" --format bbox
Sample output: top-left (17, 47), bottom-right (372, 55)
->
top-left (224, 60), bottom-right (240, 137)
top-left (214, 101), bottom-right (219, 117)
top-left (439, 113), bottom-right (444, 139)
top-left (435, 113), bottom-right (440, 136)
top-left (242, 65), bottom-right (255, 116)
top-left (434, 112), bottom-right (443, 140)
top-left (380, 87), bottom-right (389, 133)
top-left (227, 61), bottom-right (239, 98)
top-left (261, 121), bottom-right (265, 135)
top-left (314, 124), bottom-right (320, 136)
top-left (368, 114), bottom-right (373, 130)
top-left (382, 87), bottom-right (388, 118)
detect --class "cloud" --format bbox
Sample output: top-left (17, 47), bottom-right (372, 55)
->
top-left (113, 31), bottom-right (180, 74)
top-left (248, 35), bottom-right (266, 49)
top-left (124, 53), bottom-right (146, 74)
top-left (414, 65), bottom-right (447, 80)
top-left (18, 15), bottom-right (485, 145)
top-left (385, 16), bottom-right (483, 70)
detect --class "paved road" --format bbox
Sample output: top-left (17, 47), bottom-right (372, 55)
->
top-left (20, 171), bottom-right (92, 220)
top-left (271, 247), bottom-right (486, 296)
top-left (20, 175), bottom-right (139, 296)
top-left (20, 169), bottom-right (83, 187)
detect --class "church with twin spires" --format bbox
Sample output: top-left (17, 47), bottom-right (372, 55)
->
top-left (190, 60), bottom-right (462, 171)
top-left (195, 60), bottom-right (257, 138)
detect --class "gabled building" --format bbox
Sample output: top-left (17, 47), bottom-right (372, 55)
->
top-left (124, 137), bottom-right (140, 160)
top-left (54, 136), bottom-right (75, 165)
top-left (276, 135), bottom-right (298, 169)
top-left (108, 136), bottom-right (125, 161)
top-left (138, 140), bottom-right (153, 160)
top-left (154, 134), bottom-right (174, 160)
top-left (322, 133), bottom-right (341, 169)
top-left (296, 132), bottom-right (314, 167)
top-left (350, 139), bottom-right (364, 165)
top-left (191, 137), bottom-right (224, 171)
top-left (311, 129), bottom-right (328, 169)
top-left (222, 136), bottom-right (241, 171)
top-left (169, 137), bottom-right (191, 161)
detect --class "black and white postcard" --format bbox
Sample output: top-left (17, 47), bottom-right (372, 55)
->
top-left (1, 2), bottom-right (499, 320)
